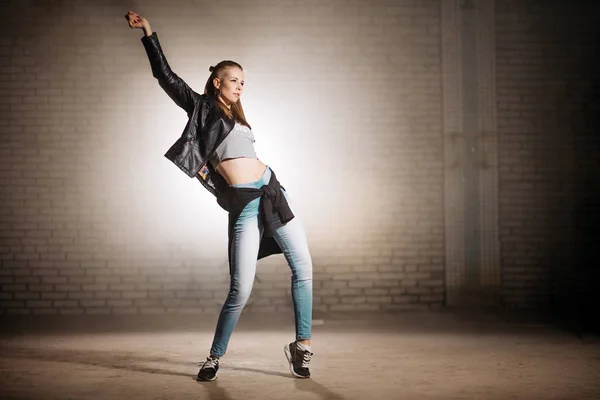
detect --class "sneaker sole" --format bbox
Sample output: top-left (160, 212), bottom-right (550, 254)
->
top-left (196, 375), bottom-right (217, 382)
top-left (283, 344), bottom-right (309, 379)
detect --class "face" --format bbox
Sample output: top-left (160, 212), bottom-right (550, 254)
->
top-left (214, 67), bottom-right (244, 106)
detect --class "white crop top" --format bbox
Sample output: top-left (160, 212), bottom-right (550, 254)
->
top-left (208, 122), bottom-right (257, 169)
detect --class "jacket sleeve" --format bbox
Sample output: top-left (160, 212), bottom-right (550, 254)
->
top-left (141, 32), bottom-right (198, 115)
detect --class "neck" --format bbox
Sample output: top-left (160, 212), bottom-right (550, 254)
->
top-left (218, 95), bottom-right (231, 110)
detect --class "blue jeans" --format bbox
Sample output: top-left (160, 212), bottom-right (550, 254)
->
top-left (210, 166), bottom-right (313, 357)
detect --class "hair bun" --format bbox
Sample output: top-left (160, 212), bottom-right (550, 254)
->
top-left (209, 66), bottom-right (215, 72)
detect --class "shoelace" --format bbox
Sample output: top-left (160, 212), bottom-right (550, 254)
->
top-left (301, 351), bottom-right (313, 368)
top-left (199, 357), bottom-right (218, 369)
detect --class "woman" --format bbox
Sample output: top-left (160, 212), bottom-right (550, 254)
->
top-left (125, 11), bottom-right (314, 381)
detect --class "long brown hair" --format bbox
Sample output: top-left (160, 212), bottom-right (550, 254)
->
top-left (203, 61), bottom-right (251, 129)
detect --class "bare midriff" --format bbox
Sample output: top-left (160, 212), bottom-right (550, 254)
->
top-left (203, 157), bottom-right (267, 186)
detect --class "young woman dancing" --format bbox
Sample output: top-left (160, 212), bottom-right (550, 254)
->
top-left (125, 11), bottom-right (314, 381)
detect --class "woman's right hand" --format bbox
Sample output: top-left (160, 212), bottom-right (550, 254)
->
top-left (125, 10), bottom-right (148, 29)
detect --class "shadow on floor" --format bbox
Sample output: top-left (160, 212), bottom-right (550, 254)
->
top-left (1, 346), bottom-right (344, 400)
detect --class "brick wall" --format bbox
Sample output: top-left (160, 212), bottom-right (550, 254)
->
top-left (496, 0), bottom-right (600, 309)
top-left (0, 0), bottom-right (445, 315)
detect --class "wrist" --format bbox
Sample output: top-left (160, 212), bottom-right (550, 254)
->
top-left (142, 23), bottom-right (152, 36)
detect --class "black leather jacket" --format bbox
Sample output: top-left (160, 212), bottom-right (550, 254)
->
top-left (141, 32), bottom-right (234, 211)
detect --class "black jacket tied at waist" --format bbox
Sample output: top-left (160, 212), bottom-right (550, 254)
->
top-left (226, 168), bottom-right (294, 237)
top-left (259, 183), bottom-right (294, 238)
top-left (224, 169), bottom-right (295, 269)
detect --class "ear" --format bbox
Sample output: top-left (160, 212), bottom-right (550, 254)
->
top-left (213, 77), bottom-right (220, 89)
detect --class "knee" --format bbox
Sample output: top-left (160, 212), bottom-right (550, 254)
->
top-left (292, 257), bottom-right (313, 282)
top-left (226, 281), bottom-right (253, 307)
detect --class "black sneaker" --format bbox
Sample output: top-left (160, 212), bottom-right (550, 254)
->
top-left (284, 341), bottom-right (312, 378)
top-left (196, 356), bottom-right (219, 381)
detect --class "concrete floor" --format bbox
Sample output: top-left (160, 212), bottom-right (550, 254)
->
top-left (0, 311), bottom-right (599, 400)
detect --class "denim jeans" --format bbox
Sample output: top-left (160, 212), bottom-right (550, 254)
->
top-left (209, 166), bottom-right (313, 357)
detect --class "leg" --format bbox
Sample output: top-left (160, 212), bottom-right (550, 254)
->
top-left (274, 189), bottom-right (314, 378)
top-left (272, 189), bottom-right (313, 343)
top-left (209, 198), bottom-right (263, 358)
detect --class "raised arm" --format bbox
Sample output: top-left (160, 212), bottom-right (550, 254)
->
top-left (125, 11), bottom-right (198, 115)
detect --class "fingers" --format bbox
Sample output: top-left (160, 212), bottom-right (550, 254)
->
top-left (124, 11), bottom-right (142, 28)
top-left (124, 11), bottom-right (140, 21)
